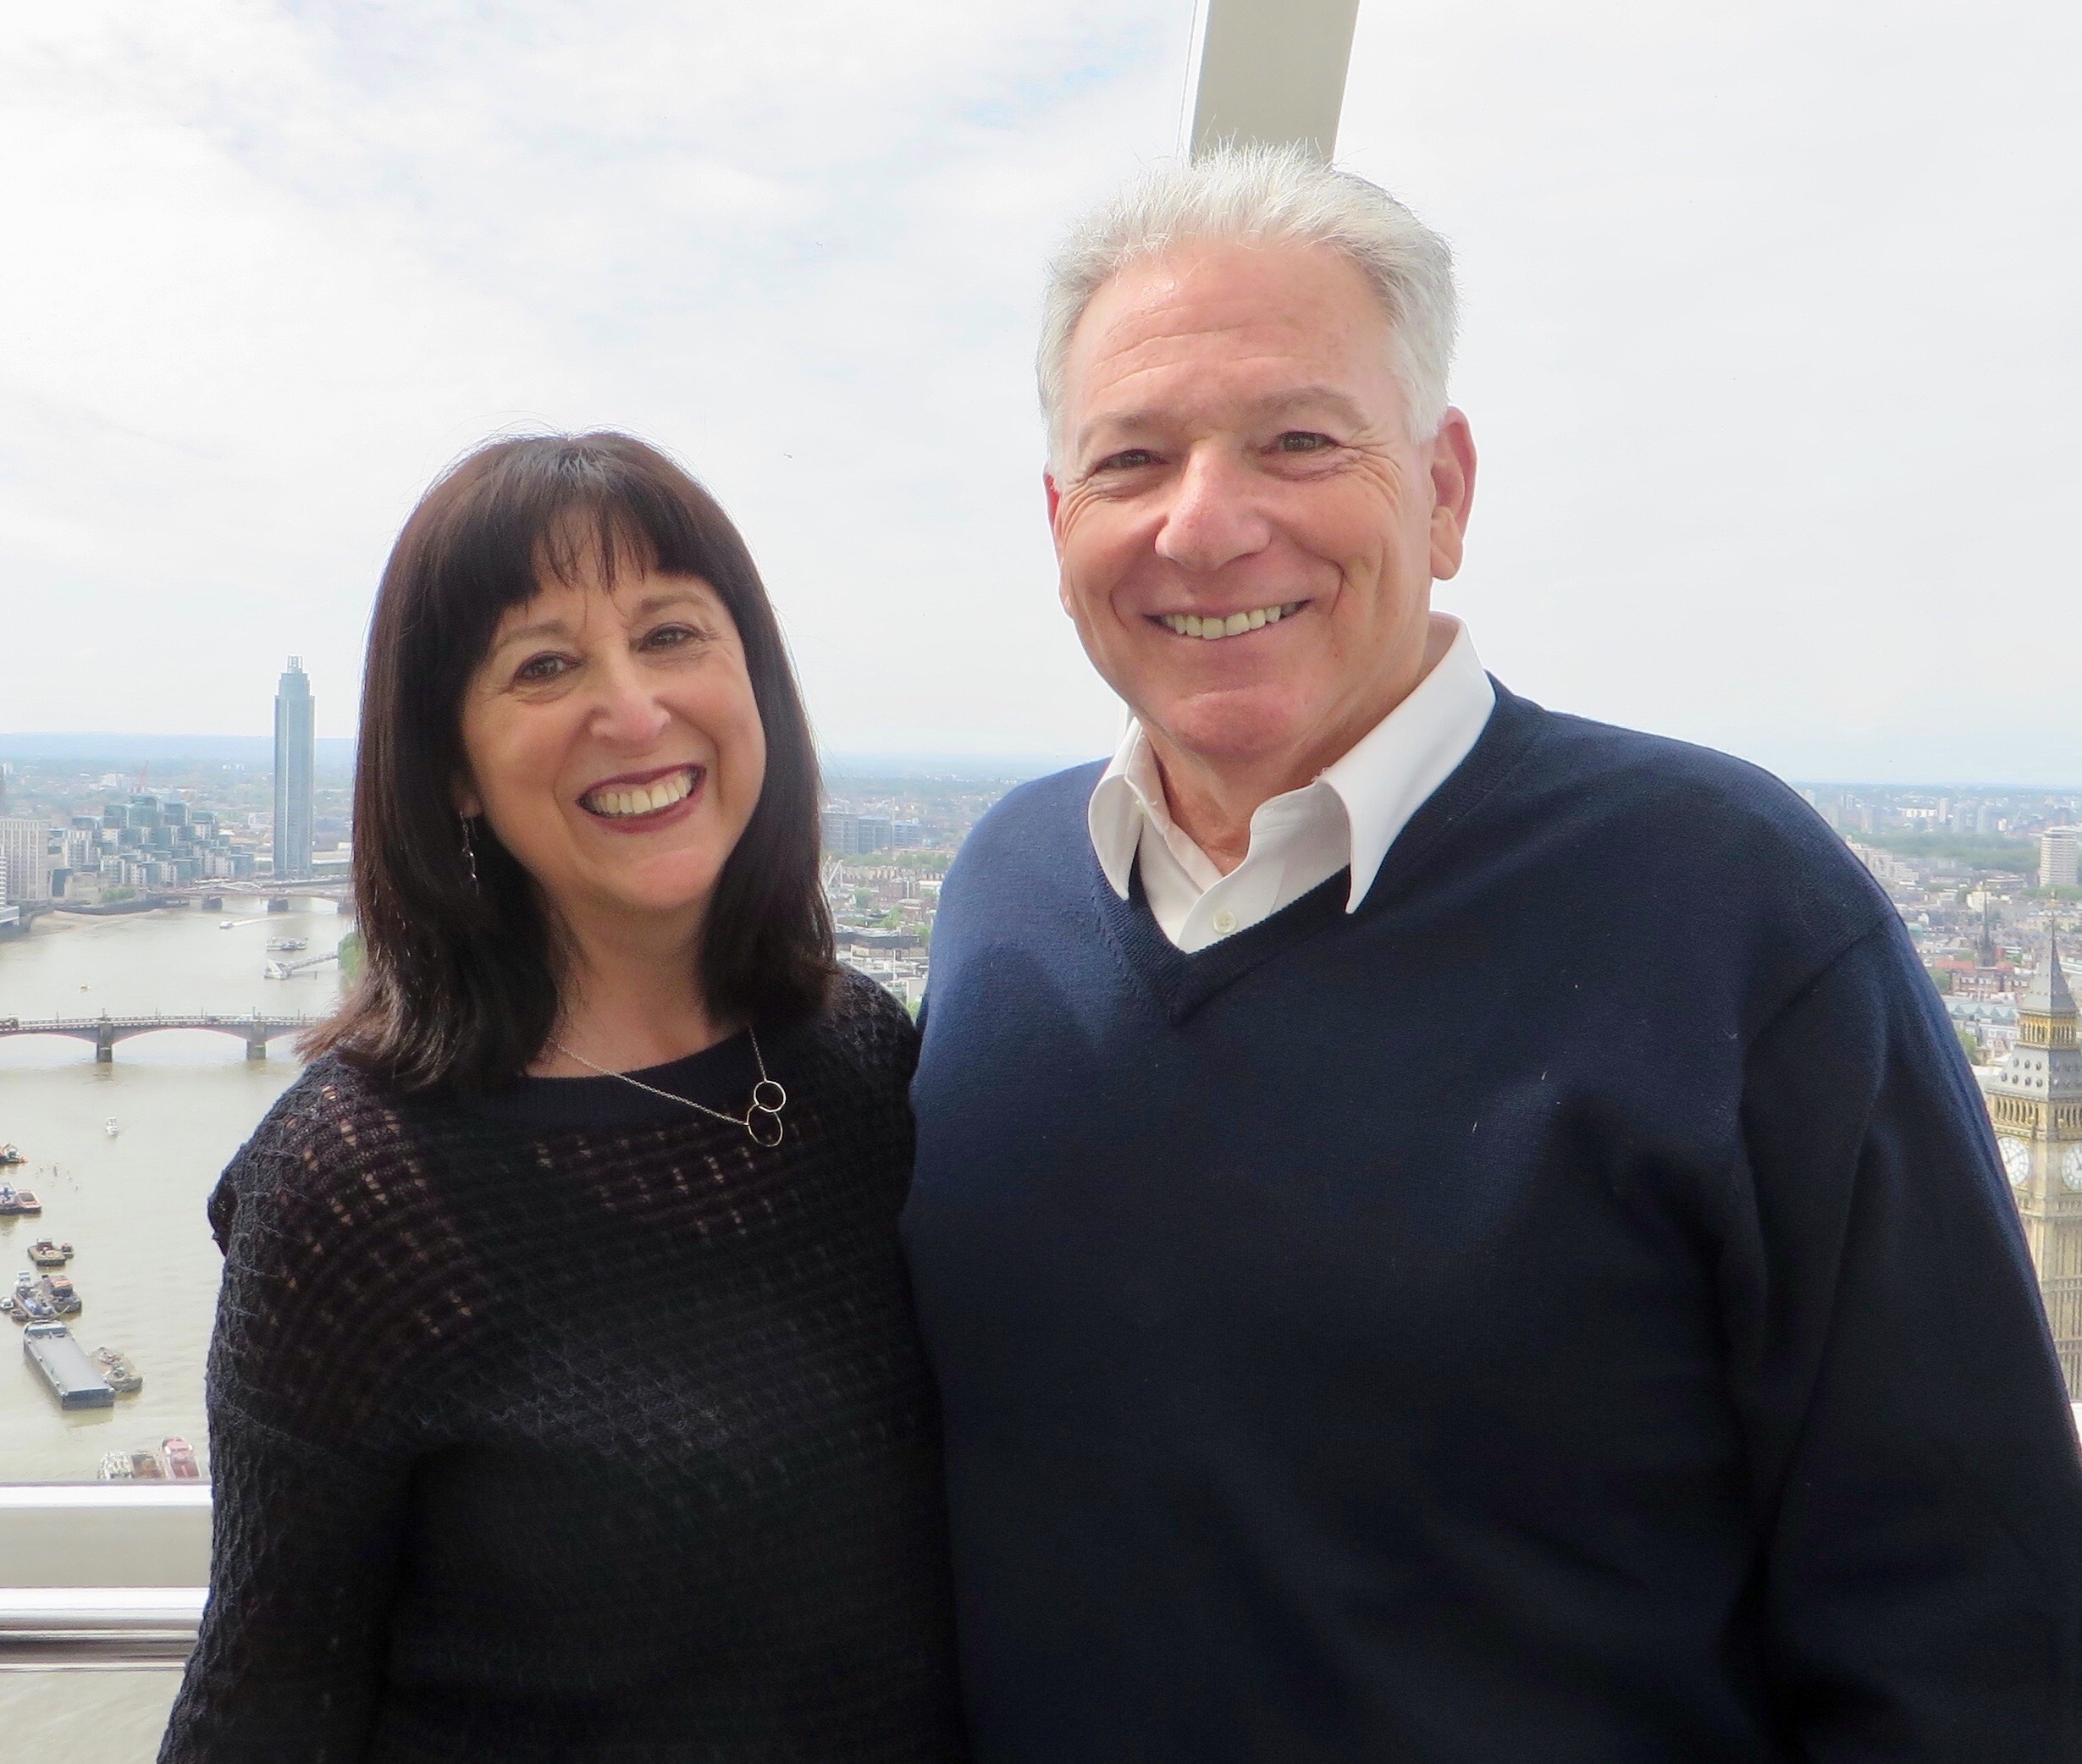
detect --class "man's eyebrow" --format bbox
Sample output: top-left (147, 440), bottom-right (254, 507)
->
top-left (1074, 385), bottom-right (1372, 456)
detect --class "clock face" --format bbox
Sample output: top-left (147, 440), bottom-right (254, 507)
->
top-left (2064, 1144), bottom-right (2082, 1193)
top-left (1999, 1136), bottom-right (2033, 1186)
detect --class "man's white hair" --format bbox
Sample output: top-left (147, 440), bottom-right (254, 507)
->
top-left (1038, 143), bottom-right (1457, 463)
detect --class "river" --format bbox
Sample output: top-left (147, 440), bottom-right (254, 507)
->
top-left (0, 900), bottom-right (345, 1761)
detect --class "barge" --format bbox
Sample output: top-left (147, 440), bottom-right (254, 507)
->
top-left (22, 1322), bottom-right (114, 1409)
top-left (27, 1239), bottom-right (73, 1269)
top-left (0, 1183), bottom-right (41, 1216)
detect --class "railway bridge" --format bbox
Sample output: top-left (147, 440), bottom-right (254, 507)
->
top-left (0, 1013), bottom-right (325, 1062)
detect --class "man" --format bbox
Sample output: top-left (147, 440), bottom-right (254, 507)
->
top-left (902, 145), bottom-right (2082, 1761)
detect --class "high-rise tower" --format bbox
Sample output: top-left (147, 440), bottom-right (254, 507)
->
top-left (1984, 931), bottom-right (2082, 1393)
top-left (273, 657), bottom-right (315, 882)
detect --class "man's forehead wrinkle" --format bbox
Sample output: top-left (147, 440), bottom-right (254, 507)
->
top-left (1072, 356), bottom-right (1378, 457)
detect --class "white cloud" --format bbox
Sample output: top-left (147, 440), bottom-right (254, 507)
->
top-left (1, 0), bottom-right (2075, 783)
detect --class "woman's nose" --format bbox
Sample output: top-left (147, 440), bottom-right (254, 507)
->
top-left (588, 657), bottom-right (672, 748)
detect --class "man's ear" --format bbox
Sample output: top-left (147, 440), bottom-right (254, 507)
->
top-left (1427, 407), bottom-right (1477, 582)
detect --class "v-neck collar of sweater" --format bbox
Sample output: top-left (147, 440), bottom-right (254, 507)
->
top-left (1090, 680), bottom-right (1549, 1025)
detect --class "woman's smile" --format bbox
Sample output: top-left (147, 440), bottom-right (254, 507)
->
top-left (578, 762), bottom-right (706, 830)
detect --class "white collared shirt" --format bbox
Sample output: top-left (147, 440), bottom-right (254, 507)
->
top-left (1087, 616), bottom-right (1495, 953)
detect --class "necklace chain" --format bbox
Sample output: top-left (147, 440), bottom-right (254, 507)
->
top-left (548, 1028), bottom-right (788, 1148)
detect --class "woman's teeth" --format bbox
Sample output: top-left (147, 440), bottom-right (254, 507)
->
top-left (1158, 602), bottom-right (1305, 641)
top-left (583, 769), bottom-right (698, 819)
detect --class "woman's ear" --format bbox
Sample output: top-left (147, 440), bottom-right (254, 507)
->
top-left (453, 778), bottom-right (483, 819)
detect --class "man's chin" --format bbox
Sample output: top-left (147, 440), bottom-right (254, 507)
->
top-left (1140, 687), bottom-right (1317, 775)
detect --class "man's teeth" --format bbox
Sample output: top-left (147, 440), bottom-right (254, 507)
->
top-left (584, 769), bottom-right (697, 819)
top-left (1158, 602), bottom-right (1305, 641)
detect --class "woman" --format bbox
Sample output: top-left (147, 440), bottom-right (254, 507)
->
top-left (161, 434), bottom-right (968, 1761)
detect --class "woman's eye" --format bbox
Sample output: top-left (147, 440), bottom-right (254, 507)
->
top-left (515, 653), bottom-right (572, 683)
top-left (1274, 431), bottom-right (1334, 455)
top-left (643, 624), bottom-right (700, 651)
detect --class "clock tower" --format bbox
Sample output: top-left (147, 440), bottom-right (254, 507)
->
top-left (1985, 931), bottom-right (2082, 1393)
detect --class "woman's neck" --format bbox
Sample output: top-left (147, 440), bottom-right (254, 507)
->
top-left (530, 908), bottom-right (727, 1078)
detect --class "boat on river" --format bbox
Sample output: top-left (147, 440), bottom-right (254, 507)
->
top-left (97, 1452), bottom-right (135, 1480)
top-left (36, 1273), bottom-right (80, 1315)
top-left (264, 936), bottom-right (308, 953)
top-left (93, 1348), bottom-right (143, 1394)
top-left (104, 1118), bottom-right (121, 1138)
top-left (23, 1322), bottom-right (114, 1410)
top-left (0, 1183), bottom-right (42, 1216)
top-left (162, 1436), bottom-right (201, 1480)
top-left (27, 1239), bottom-right (72, 1269)
top-left (0, 1144), bottom-right (23, 1166)
top-left (129, 1447), bottom-right (166, 1479)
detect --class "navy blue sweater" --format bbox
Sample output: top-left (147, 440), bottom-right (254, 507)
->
top-left (903, 684), bottom-right (2082, 1763)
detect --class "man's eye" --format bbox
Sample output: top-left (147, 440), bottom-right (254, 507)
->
top-left (516, 653), bottom-right (572, 683)
top-left (1274, 431), bottom-right (1334, 454)
top-left (1093, 449), bottom-right (1159, 473)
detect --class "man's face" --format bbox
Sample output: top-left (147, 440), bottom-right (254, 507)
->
top-left (1047, 240), bottom-right (1474, 787)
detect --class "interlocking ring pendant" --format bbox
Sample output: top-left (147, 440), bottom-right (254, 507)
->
top-left (750, 1079), bottom-right (787, 1115)
top-left (747, 1106), bottom-right (786, 1149)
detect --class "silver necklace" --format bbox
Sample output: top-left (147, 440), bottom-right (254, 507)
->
top-left (548, 1028), bottom-right (788, 1148)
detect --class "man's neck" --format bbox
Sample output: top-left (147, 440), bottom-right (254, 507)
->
top-left (1146, 616), bottom-right (1456, 875)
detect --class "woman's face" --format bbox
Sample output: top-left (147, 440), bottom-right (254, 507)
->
top-left (456, 553), bottom-right (766, 946)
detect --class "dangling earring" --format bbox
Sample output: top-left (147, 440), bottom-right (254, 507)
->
top-left (459, 814), bottom-right (480, 894)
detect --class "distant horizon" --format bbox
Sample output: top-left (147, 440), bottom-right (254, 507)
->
top-left (0, 730), bottom-right (1092, 785)
top-left (1, 730), bottom-right (2079, 796)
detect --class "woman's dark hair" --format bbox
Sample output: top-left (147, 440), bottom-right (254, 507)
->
top-left (307, 433), bottom-right (834, 1094)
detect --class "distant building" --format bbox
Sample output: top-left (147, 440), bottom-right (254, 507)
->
top-left (1982, 933), bottom-right (2082, 1393)
top-left (0, 818), bottom-right (53, 904)
top-left (2041, 829), bottom-right (2079, 890)
top-left (820, 809), bottom-right (859, 857)
top-left (273, 657), bottom-right (316, 881)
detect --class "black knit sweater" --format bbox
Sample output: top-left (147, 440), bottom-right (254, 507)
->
top-left (161, 973), bottom-right (967, 1763)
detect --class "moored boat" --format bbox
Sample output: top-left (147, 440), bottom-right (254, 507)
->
top-left (0, 1183), bottom-right (41, 1216)
top-left (162, 1436), bottom-right (201, 1480)
top-left (27, 1239), bottom-right (73, 1269)
top-left (22, 1322), bottom-right (115, 1410)
top-left (36, 1274), bottom-right (80, 1316)
top-left (97, 1451), bottom-right (136, 1480)
top-left (129, 1448), bottom-right (166, 1478)
top-left (0, 1144), bottom-right (23, 1166)
top-left (103, 1119), bottom-right (120, 1138)
top-left (92, 1348), bottom-right (143, 1394)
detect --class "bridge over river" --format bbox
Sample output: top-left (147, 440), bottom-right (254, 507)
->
top-left (0, 1012), bottom-right (325, 1062)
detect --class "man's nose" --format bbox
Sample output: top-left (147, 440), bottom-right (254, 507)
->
top-left (1152, 447), bottom-right (1273, 576)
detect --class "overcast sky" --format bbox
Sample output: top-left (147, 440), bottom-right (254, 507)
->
top-left (3, 1), bottom-right (2076, 783)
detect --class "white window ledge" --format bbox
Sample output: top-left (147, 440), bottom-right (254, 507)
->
top-left (0, 1484), bottom-right (208, 1670)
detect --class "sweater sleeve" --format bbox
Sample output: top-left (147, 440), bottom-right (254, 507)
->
top-left (157, 1127), bottom-right (422, 1764)
top-left (1727, 918), bottom-right (2082, 1759)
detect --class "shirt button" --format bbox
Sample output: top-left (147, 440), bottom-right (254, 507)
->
top-left (1211, 909), bottom-right (1238, 935)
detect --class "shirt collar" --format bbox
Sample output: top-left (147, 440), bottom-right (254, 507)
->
top-left (1087, 615), bottom-right (1495, 911)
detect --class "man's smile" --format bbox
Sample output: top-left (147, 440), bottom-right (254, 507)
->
top-left (1149, 599), bottom-right (1309, 642)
